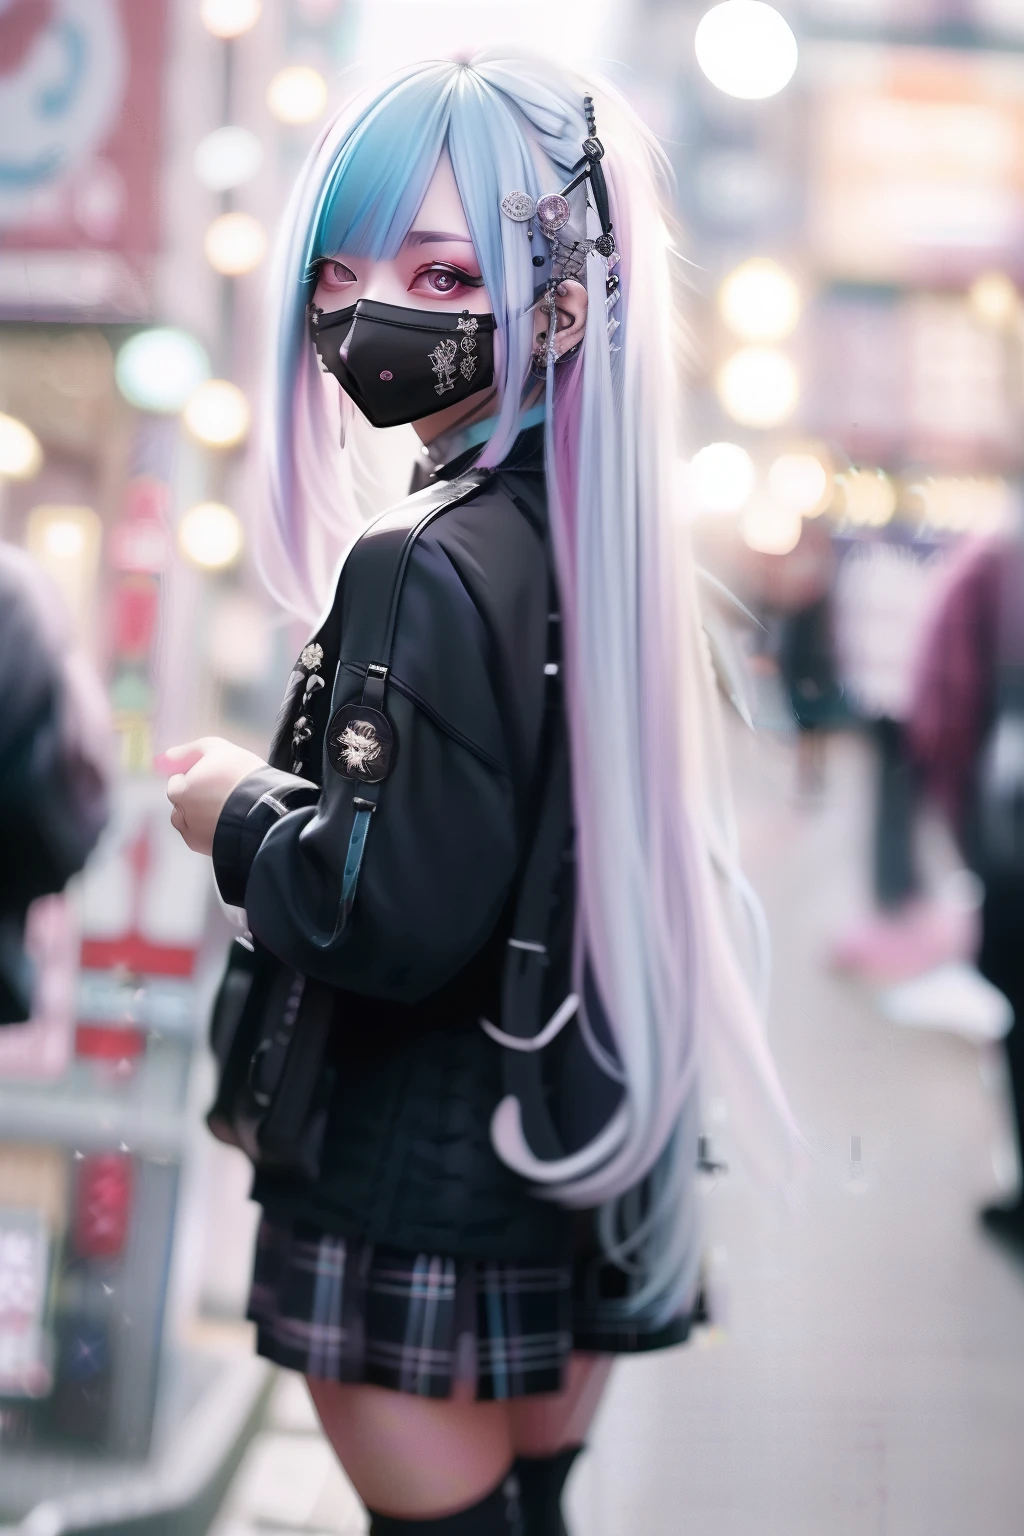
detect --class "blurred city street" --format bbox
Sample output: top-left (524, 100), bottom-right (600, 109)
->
top-left (6, 0), bottom-right (1024, 1529)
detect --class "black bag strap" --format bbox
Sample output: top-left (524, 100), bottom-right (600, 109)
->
top-left (269, 468), bottom-right (493, 776)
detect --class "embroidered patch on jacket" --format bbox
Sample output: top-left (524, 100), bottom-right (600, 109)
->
top-left (327, 703), bottom-right (395, 783)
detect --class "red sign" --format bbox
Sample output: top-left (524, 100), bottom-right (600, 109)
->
top-left (73, 1155), bottom-right (133, 1261)
top-left (0, 0), bottom-right (170, 318)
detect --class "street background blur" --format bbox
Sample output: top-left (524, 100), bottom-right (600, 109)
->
top-left (2, 1), bottom-right (1024, 1531)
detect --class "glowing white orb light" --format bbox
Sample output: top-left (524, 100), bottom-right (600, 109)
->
top-left (716, 346), bottom-right (799, 428)
top-left (42, 518), bottom-right (87, 560)
top-left (0, 413), bottom-right (43, 479)
top-left (204, 212), bottom-right (267, 276)
top-left (267, 65), bottom-right (328, 126)
top-left (178, 501), bottom-right (244, 570)
top-left (116, 328), bottom-right (211, 414)
top-left (837, 469), bottom-right (897, 527)
top-left (193, 127), bottom-right (264, 192)
top-left (741, 495), bottom-right (802, 555)
top-left (968, 272), bottom-right (1018, 329)
top-left (689, 442), bottom-right (756, 514)
top-left (719, 258), bottom-right (800, 343)
top-left (768, 450), bottom-right (831, 516)
top-left (200, 0), bottom-right (261, 39)
top-left (183, 379), bottom-right (251, 448)
top-left (695, 1), bottom-right (798, 101)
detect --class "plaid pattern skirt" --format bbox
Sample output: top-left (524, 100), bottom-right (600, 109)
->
top-left (248, 1216), bottom-right (694, 1400)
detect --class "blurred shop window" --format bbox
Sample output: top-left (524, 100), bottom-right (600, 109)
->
top-left (808, 49), bottom-right (1024, 289)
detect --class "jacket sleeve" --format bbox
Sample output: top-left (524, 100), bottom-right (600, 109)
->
top-left (211, 766), bottom-right (321, 908)
top-left (218, 537), bottom-right (529, 1004)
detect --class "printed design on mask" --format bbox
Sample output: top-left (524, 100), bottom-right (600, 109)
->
top-left (336, 719), bottom-right (383, 777)
top-left (428, 338), bottom-right (458, 395)
top-left (457, 316), bottom-right (479, 383)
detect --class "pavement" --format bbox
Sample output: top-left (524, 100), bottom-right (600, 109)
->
top-left (206, 728), bottom-right (1024, 1535)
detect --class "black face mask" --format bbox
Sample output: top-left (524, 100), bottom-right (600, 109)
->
top-left (310, 299), bottom-right (496, 430)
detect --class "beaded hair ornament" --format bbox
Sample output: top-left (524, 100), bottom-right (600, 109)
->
top-left (499, 95), bottom-right (621, 372)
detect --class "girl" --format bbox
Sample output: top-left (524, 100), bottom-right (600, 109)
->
top-left (166, 55), bottom-right (794, 1536)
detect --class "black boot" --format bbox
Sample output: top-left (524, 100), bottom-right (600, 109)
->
top-left (980, 1198), bottom-right (1024, 1259)
top-left (368, 1472), bottom-right (520, 1534)
top-left (977, 887), bottom-right (1024, 1263)
top-left (511, 1446), bottom-right (583, 1536)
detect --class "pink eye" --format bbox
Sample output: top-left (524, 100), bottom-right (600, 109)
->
top-left (319, 260), bottom-right (357, 290)
top-left (409, 263), bottom-right (483, 298)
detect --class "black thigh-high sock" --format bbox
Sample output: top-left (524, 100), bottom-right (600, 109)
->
top-left (368, 1472), bottom-right (520, 1535)
top-left (511, 1447), bottom-right (583, 1536)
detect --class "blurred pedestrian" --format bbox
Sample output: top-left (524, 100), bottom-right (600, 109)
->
top-left (909, 526), bottom-right (1024, 1256)
top-left (0, 543), bottom-right (111, 1022)
top-left (742, 518), bottom-right (842, 795)
top-left (830, 537), bottom-right (960, 981)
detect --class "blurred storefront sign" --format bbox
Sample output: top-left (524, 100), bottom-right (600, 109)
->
top-left (807, 289), bottom-right (1021, 469)
top-left (0, 0), bottom-right (169, 321)
top-left (809, 47), bottom-right (1024, 286)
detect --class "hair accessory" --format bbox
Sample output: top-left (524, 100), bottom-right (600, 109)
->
top-left (501, 191), bottom-right (535, 222)
top-left (535, 193), bottom-right (571, 235)
top-left (501, 94), bottom-right (621, 362)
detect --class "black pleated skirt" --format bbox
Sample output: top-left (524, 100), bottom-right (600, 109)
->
top-left (248, 1214), bottom-right (694, 1400)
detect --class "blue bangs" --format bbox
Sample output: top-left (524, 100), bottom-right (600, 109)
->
top-left (307, 66), bottom-right (456, 268)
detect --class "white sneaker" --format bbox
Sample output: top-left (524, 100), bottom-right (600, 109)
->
top-left (878, 962), bottom-right (1013, 1043)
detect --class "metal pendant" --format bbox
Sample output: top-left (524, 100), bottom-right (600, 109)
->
top-left (501, 191), bottom-right (536, 222)
top-left (535, 193), bottom-right (572, 236)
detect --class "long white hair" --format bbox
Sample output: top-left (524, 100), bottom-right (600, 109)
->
top-left (258, 53), bottom-right (798, 1327)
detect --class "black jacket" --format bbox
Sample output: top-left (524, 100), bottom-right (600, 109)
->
top-left (212, 427), bottom-right (572, 1259)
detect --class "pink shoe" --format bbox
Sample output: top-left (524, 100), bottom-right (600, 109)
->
top-left (830, 899), bottom-right (977, 984)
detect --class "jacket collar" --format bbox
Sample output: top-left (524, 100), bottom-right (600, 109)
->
top-left (434, 421), bottom-right (545, 483)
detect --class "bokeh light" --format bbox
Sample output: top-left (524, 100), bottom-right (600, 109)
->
top-left (25, 505), bottom-right (102, 641)
top-left (178, 501), bottom-right (244, 570)
top-left (193, 127), bottom-right (264, 192)
top-left (719, 259), bottom-right (801, 343)
top-left (183, 380), bottom-right (251, 448)
top-left (968, 271), bottom-right (1018, 328)
top-left (199, 0), bottom-right (261, 38)
top-left (203, 212), bottom-right (267, 276)
top-left (689, 441), bottom-right (756, 513)
top-left (695, 1), bottom-right (799, 101)
top-left (0, 412), bottom-right (43, 479)
top-left (741, 495), bottom-right (802, 554)
top-left (716, 346), bottom-right (800, 427)
top-left (115, 329), bottom-right (211, 413)
top-left (836, 468), bottom-right (897, 527)
top-left (768, 450), bottom-right (832, 516)
top-left (907, 476), bottom-right (1015, 535)
top-left (42, 519), bottom-right (87, 560)
top-left (267, 66), bottom-right (329, 125)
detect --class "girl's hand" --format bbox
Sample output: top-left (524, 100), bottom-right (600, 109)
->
top-left (161, 738), bottom-right (266, 856)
